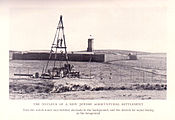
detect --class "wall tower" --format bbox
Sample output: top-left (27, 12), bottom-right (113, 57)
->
top-left (87, 35), bottom-right (94, 52)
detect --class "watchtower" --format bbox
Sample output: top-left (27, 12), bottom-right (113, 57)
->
top-left (87, 35), bottom-right (94, 52)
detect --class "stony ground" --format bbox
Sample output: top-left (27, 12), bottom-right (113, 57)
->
top-left (9, 50), bottom-right (167, 100)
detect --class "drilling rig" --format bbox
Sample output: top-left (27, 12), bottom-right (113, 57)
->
top-left (14, 15), bottom-right (80, 79)
top-left (40, 15), bottom-right (80, 79)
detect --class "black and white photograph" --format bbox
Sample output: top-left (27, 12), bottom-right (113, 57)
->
top-left (8, 0), bottom-right (167, 100)
top-left (2, 0), bottom-right (175, 120)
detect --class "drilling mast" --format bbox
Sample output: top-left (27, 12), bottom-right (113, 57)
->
top-left (14, 15), bottom-right (80, 79)
top-left (41, 15), bottom-right (79, 79)
top-left (44, 15), bottom-right (69, 72)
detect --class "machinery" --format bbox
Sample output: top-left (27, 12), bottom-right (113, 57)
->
top-left (40, 15), bottom-right (80, 79)
top-left (14, 15), bottom-right (80, 79)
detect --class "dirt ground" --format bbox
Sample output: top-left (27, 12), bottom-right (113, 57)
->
top-left (9, 50), bottom-right (166, 100)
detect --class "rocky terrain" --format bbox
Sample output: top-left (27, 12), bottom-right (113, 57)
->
top-left (9, 50), bottom-right (166, 99)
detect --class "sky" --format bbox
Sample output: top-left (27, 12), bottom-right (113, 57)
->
top-left (6, 0), bottom-right (167, 52)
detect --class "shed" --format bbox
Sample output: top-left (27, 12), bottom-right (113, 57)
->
top-left (128, 53), bottom-right (137, 60)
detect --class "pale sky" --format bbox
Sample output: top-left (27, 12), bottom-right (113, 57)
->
top-left (8, 0), bottom-right (167, 52)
